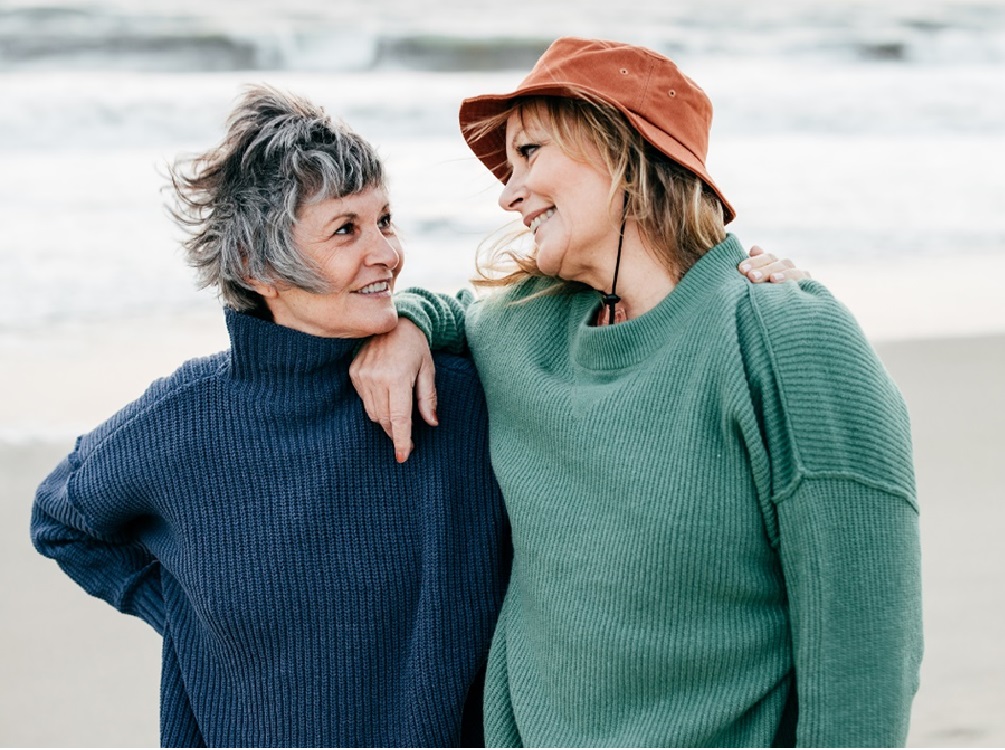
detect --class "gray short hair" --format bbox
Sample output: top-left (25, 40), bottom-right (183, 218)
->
top-left (168, 84), bottom-right (386, 311)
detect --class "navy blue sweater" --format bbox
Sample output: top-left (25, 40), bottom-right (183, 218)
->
top-left (31, 309), bottom-right (508, 748)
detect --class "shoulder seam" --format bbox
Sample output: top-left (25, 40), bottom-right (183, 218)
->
top-left (745, 284), bottom-right (914, 507)
top-left (775, 471), bottom-right (919, 514)
top-left (80, 360), bottom-right (226, 461)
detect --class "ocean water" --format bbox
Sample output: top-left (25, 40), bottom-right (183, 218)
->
top-left (1, 0), bottom-right (1004, 334)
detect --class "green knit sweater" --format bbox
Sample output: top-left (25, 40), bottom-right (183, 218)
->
top-left (395, 235), bottom-right (922, 747)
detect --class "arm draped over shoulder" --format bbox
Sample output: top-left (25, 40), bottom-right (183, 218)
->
top-left (393, 286), bottom-right (475, 353)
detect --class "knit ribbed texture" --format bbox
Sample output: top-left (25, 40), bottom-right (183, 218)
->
top-left (31, 308), bottom-right (508, 748)
top-left (395, 235), bottom-right (923, 748)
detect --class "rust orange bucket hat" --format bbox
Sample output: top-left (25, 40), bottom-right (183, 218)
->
top-left (458, 36), bottom-right (735, 223)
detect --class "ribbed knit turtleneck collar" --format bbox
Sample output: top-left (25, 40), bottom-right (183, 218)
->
top-left (570, 234), bottom-right (747, 373)
top-left (224, 307), bottom-right (359, 384)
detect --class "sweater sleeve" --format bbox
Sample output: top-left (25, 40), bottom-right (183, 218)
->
top-left (393, 286), bottom-right (474, 354)
top-left (776, 477), bottom-right (921, 747)
top-left (30, 396), bottom-right (173, 634)
top-left (740, 280), bottom-right (922, 747)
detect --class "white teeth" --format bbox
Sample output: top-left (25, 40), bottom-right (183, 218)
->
top-left (358, 281), bottom-right (390, 295)
top-left (529, 208), bottom-right (555, 233)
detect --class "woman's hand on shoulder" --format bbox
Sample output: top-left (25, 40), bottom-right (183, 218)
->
top-left (349, 318), bottom-right (437, 463)
top-left (738, 245), bottom-right (811, 283)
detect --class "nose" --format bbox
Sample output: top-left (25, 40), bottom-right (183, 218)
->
top-left (365, 228), bottom-right (401, 270)
top-left (498, 173), bottom-right (526, 212)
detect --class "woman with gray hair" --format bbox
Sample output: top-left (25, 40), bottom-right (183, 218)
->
top-left (30, 84), bottom-right (507, 748)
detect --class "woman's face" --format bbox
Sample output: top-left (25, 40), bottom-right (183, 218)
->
top-left (254, 186), bottom-right (403, 338)
top-left (498, 110), bottom-right (621, 288)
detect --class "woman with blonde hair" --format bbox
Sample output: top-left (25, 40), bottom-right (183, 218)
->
top-left (353, 37), bottom-right (922, 747)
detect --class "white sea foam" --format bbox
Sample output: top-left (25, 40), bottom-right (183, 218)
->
top-left (3, 0), bottom-right (1005, 71)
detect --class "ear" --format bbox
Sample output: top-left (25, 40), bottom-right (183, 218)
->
top-left (246, 278), bottom-right (279, 299)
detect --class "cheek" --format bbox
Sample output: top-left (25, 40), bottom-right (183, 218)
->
top-left (327, 256), bottom-right (363, 290)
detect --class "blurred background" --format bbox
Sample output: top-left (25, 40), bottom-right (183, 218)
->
top-left (1, 0), bottom-right (1003, 745)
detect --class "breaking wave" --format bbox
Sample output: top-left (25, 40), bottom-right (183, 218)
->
top-left (3, 2), bottom-right (1005, 72)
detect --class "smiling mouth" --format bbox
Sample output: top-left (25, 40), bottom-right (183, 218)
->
top-left (356, 281), bottom-right (391, 295)
top-left (529, 208), bottom-right (555, 234)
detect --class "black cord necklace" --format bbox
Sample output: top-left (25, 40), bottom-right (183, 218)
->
top-left (600, 192), bottom-right (629, 325)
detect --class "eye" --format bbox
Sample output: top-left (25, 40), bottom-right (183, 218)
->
top-left (378, 213), bottom-right (395, 234)
top-left (517, 142), bottom-right (540, 160)
top-left (333, 221), bottom-right (355, 236)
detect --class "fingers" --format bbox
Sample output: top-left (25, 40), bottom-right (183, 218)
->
top-left (348, 319), bottom-right (434, 463)
top-left (762, 257), bottom-right (794, 283)
top-left (350, 360), bottom-right (389, 436)
top-left (738, 249), bottom-right (778, 281)
top-left (777, 267), bottom-right (812, 282)
top-left (372, 387), bottom-right (395, 441)
top-left (415, 357), bottom-right (439, 428)
top-left (739, 248), bottom-right (810, 283)
top-left (387, 388), bottom-right (415, 463)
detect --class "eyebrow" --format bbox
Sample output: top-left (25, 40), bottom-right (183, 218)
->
top-left (507, 127), bottom-right (526, 150)
top-left (320, 212), bottom-right (356, 231)
top-left (502, 129), bottom-right (526, 177)
top-left (320, 203), bottom-right (392, 228)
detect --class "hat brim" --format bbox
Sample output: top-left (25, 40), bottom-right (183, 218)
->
top-left (458, 83), bottom-right (736, 224)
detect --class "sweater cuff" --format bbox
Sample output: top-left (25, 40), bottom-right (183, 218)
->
top-left (393, 287), bottom-right (471, 354)
top-left (394, 292), bottom-right (435, 344)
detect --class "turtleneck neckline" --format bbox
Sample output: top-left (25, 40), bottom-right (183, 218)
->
top-left (224, 307), bottom-right (360, 382)
top-left (570, 234), bottom-right (747, 373)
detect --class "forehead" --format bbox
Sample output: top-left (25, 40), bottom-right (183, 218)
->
top-left (505, 106), bottom-right (552, 141)
top-left (301, 186), bottom-right (389, 217)
top-left (294, 187), bottom-right (390, 240)
top-left (503, 103), bottom-right (607, 176)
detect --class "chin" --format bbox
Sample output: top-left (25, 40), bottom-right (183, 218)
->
top-left (535, 252), bottom-right (562, 278)
top-left (366, 311), bottom-right (399, 336)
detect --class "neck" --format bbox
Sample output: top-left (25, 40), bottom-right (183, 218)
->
top-left (595, 222), bottom-right (676, 323)
top-left (225, 307), bottom-right (358, 382)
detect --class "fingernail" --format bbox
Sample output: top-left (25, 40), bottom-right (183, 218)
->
top-left (750, 271), bottom-right (763, 281)
top-left (770, 272), bottom-right (784, 282)
top-left (739, 263), bottom-right (751, 273)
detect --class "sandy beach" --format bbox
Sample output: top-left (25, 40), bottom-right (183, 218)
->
top-left (0, 319), bottom-right (1001, 747)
